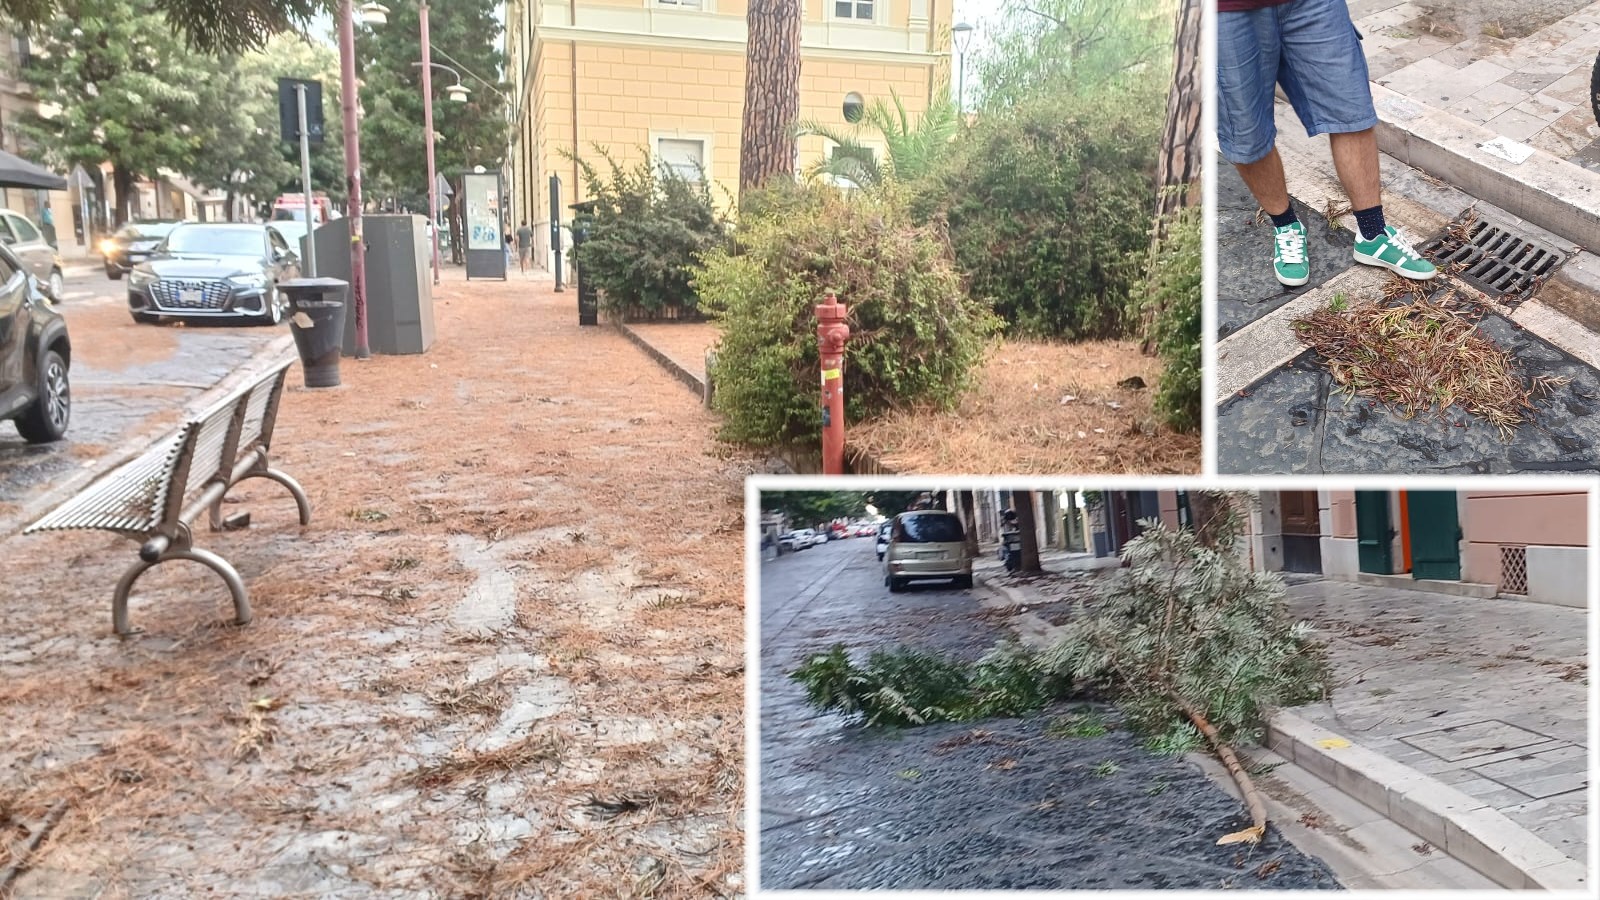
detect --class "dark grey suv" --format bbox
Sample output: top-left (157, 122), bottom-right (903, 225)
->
top-left (127, 223), bottom-right (299, 325)
top-left (0, 242), bottom-right (71, 443)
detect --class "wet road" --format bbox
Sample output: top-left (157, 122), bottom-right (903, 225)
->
top-left (757, 535), bottom-right (1341, 891)
top-left (0, 266), bottom-right (280, 524)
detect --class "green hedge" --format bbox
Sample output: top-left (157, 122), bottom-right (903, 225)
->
top-left (695, 186), bottom-right (999, 448)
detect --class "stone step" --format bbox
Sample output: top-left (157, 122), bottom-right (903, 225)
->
top-left (1265, 710), bottom-right (1587, 891)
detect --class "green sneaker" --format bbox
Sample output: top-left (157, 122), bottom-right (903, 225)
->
top-left (1272, 220), bottom-right (1310, 287)
top-left (1353, 225), bottom-right (1437, 280)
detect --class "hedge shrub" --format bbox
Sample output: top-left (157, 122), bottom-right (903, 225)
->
top-left (1142, 207), bottom-right (1201, 432)
top-left (572, 148), bottom-right (728, 315)
top-left (696, 185), bottom-right (999, 448)
top-left (914, 88), bottom-right (1162, 339)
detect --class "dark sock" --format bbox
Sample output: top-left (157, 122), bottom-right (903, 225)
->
top-left (1354, 205), bottom-right (1386, 241)
top-left (1268, 206), bottom-right (1299, 229)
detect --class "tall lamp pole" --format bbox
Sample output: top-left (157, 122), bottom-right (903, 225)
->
top-left (420, 4), bottom-right (441, 284)
top-left (340, 0), bottom-right (371, 358)
top-left (953, 21), bottom-right (974, 115)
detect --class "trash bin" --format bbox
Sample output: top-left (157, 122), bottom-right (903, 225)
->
top-left (569, 200), bottom-right (598, 326)
top-left (281, 277), bottom-right (349, 388)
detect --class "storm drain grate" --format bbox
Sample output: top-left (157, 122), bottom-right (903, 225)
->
top-left (1421, 214), bottom-right (1569, 305)
top-left (1500, 545), bottom-right (1528, 595)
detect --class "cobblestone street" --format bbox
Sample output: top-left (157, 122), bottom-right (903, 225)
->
top-left (758, 538), bottom-right (1341, 891)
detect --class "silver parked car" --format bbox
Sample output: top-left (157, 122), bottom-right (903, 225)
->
top-left (882, 510), bottom-right (973, 592)
top-left (0, 208), bottom-right (63, 300)
top-left (126, 223), bottom-right (299, 325)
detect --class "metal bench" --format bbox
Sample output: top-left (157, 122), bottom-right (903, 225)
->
top-left (25, 358), bottom-right (310, 635)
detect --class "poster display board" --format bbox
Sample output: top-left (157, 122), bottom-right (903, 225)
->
top-left (462, 172), bottom-right (506, 280)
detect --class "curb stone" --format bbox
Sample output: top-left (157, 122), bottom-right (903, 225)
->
top-left (0, 334), bottom-right (297, 540)
top-left (1267, 709), bottom-right (1587, 891)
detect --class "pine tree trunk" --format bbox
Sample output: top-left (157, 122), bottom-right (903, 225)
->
top-left (1014, 490), bottom-right (1042, 572)
top-left (1187, 491), bottom-right (1235, 550)
top-left (112, 164), bottom-right (135, 226)
top-left (1140, 0), bottom-right (1202, 350)
top-left (959, 490), bottom-right (980, 560)
top-left (740, 0), bottom-right (800, 197)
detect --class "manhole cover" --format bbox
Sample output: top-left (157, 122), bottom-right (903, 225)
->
top-left (1421, 213), bottom-right (1570, 305)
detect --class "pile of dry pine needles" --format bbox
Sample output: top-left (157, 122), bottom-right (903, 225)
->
top-left (1293, 290), bottom-right (1568, 438)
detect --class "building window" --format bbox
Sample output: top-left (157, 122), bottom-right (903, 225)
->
top-left (833, 0), bottom-right (874, 21)
top-left (657, 138), bottom-right (706, 183)
top-left (657, 0), bottom-right (703, 8)
top-left (843, 92), bottom-right (864, 123)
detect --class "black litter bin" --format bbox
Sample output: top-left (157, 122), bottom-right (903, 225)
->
top-left (281, 277), bottom-right (349, 388)
top-left (569, 200), bottom-right (598, 326)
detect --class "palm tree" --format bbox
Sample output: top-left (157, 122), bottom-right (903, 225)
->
top-left (798, 89), bottom-right (958, 190)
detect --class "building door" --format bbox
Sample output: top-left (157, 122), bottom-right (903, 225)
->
top-left (1280, 491), bottom-right (1322, 573)
top-left (1354, 491), bottom-right (1392, 574)
top-left (1406, 491), bottom-right (1462, 581)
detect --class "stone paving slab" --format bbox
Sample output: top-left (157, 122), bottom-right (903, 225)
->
top-left (1281, 579), bottom-right (1588, 865)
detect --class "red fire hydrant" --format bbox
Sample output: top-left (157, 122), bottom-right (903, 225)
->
top-left (816, 292), bottom-right (850, 475)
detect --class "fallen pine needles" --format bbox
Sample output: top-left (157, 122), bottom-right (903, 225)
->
top-left (1293, 295), bottom-right (1568, 438)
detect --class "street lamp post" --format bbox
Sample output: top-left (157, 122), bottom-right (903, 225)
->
top-left (953, 21), bottom-right (974, 115)
top-left (364, 2), bottom-right (514, 284)
top-left (340, 0), bottom-right (371, 358)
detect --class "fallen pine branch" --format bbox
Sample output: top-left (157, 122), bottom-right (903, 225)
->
top-left (1170, 691), bottom-right (1265, 844)
top-left (0, 800), bottom-right (69, 892)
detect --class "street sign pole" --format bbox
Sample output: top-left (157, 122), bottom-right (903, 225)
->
top-left (295, 83), bottom-right (318, 278)
top-left (550, 174), bottom-right (563, 292)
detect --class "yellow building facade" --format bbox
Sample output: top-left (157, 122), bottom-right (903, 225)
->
top-left (504, 0), bottom-right (953, 264)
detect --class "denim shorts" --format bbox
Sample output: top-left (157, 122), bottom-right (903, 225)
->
top-left (1217, 0), bottom-right (1378, 165)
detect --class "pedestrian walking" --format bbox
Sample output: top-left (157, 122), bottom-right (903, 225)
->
top-left (516, 220), bottom-right (533, 274)
top-left (1218, 0), bottom-right (1436, 286)
top-left (504, 232), bottom-right (514, 270)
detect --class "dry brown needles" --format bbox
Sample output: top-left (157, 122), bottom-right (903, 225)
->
top-left (1293, 293), bottom-right (1568, 438)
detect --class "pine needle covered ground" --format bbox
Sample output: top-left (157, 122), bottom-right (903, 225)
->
top-left (1292, 289), bottom-right (1568, 439)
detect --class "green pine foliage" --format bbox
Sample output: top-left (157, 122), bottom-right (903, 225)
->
top-left (2, 0), bottom-right (321, 53)
top-left (789, 641), bottom-right (1062, 728)
top-left (355, 0), bottom-right (508, 209)
top-left (571, 148), bottom-right (729, 315)
top-left (1042, 517), bottom-right (1329, 752)
top-left (695, 185), bottom-right (999, 448)
top-left (1141, 206), bottom-right (1202, 431)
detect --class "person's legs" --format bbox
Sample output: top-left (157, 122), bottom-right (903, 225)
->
top-left (1218, 9), bottom-right (1309, 286)
top-left (1276, 0), bottom-right (1433, 278)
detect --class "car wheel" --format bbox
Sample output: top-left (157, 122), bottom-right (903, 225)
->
top-left (131, 311), bottom-right (159, 325)
top-left (263, 287), bottom-right (286, 325)
top-left (956, 574), bottom-right (974, 590)
top-left (887, 576), bottom-right (904, 593)
top-left (106, 264), bottom-right (121, 280)
top-left (47, 269), bottom-right (65, 301)
top-left (15, 348), bottom-right (70, 443)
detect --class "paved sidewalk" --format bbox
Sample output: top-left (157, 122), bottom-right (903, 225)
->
top-left (0, 271), bottom-right (752, 896)
top-left (1283, 580), bottom-right (1589, 865)
top-left (1356, 0), bottom-right (1600, 166)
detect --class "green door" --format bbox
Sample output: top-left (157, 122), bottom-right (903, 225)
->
top-left (1407, 491), bottom-right (1462, 581)
top-left (1354, 491), bottom-right (1392, 574)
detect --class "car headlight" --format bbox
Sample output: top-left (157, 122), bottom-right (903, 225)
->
top-left (99, 239), bottom-right (117, 254)
top-left (129, 269), bottom-right (156, 287)
top-left (228, 273), bottom-right (267, 288)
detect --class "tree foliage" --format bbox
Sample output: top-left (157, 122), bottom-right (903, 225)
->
top-left (573, 148), bottom-right (729, 315)
top-left (1043, 516), bottom-right (1328, 758)
top-left (695, 185), bottom-right (999, 448)
top-left (971, 0), bottom-right (1172, 112)
top-left (1, 0), bottom-right (324, 53)
top-left (188, 34), bottom-right (346, 217)
top-left (799, 89), bottom-right (957, 190)
top-left (355, 0), bottom-right (507, 209)
top-left (913, 87), bottom-right (1161, 338)
top-left (18, 0), bottom-right (213, 221)
top-left (759, 491), bottom-right (868, 525)
top-left (791, 642), bottom-right (1062, 728)
top-left (1140, 206), bottom-right (1200, 431)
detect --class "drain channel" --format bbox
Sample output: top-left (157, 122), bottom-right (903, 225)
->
top-left (1421, 214), bottom-right (1570, 305)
